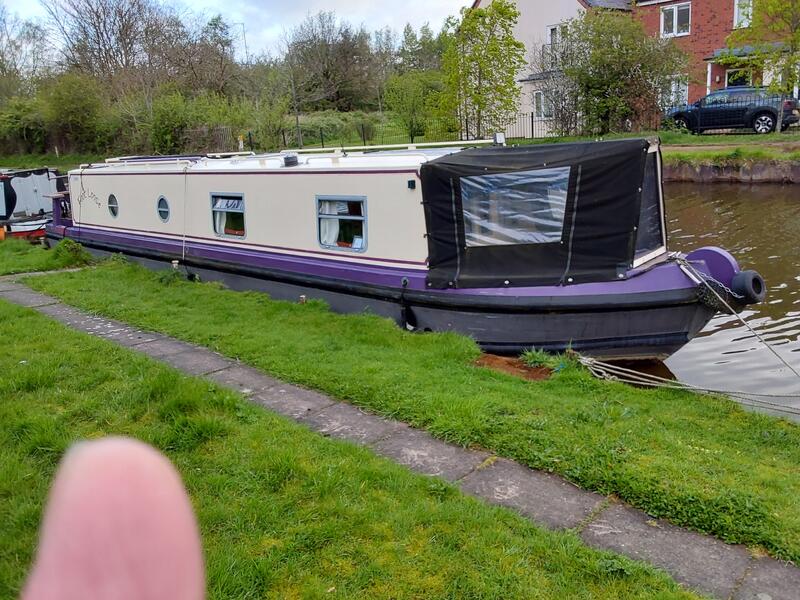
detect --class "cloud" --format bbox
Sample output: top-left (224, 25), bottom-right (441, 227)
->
top-left (188, 0), bottom-right (468, 54)
top-left (5, 0), bottom-right (467, 56)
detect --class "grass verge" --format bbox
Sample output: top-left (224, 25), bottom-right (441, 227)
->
top-left (515, 130), bottom-right (800, 147)
top-left (0, 239), bottom-right (91, 276)
top-left (662, 146), bottom-right (800, 167)
top-left (0, 299), bottom-right (695, 599)
top-left (23, 260), bottom-right (800, 563)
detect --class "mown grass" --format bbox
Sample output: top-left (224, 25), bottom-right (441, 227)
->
top-left (0, 299), bottom-right (696, 599)
top-left (24, 260), bottom-right (800, 563)
top-left (0, 154), bottom-right (103, 171)
top-left (662, 146), bottom-right (800, 166)
top-left (0, 239), bottom-right (91, 276)
top-left (516, 129), bottom-right (800, 148)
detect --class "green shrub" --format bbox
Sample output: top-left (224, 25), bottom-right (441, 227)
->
top-left (151, 92), bottom-right (192, 154)
top-left (42, 73), bottom-right (105, 153)
top-left (0, 97), bottom-right (47, 154)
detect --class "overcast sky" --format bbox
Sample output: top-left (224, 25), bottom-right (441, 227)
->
top-left (5, 0), bottom-right (470, 56)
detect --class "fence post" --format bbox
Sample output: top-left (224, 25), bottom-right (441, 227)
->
top-left (360, 123), bottom-right (367, 146)
top-left (247, 131), bottom-right (254, 151)
top-left (530, 113), bottom-right (535, 139)
top-left (282, 129), bottom-right (287, 148)
top-left (320, 128), bottom-right (325, 148)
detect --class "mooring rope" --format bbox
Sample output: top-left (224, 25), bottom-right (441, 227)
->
top-left (578, 256), bottom-right (800, 418)
top-left (676, 256), bottom-right (800, 382)
top-left (578, 356), bottom-right (800, 417)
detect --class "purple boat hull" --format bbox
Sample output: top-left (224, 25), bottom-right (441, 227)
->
top-left (47, 224), bottom-right (721, 359)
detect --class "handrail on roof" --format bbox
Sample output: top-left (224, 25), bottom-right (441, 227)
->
top-left (284, 139), bottom-right (495, 155)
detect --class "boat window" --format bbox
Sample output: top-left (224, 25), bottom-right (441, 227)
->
top-left (635, 152), bottom-right (665, 261)
top-left (461, 166), bottom-right (569, 247)
top-left (317, 196), bottom-right (366, 251)
top-left (211, 194), bottom-right (245, 237)
top-left (157, 196), bottom-right (170, 222)
top-left (108, 194), bottom-right (118, 218)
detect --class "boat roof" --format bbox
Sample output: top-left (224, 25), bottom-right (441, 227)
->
top-left (71, 144), bottom-right (481, 175)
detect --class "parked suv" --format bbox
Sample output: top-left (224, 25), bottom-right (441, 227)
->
top-left (666, 87), bottom-right (799, 134)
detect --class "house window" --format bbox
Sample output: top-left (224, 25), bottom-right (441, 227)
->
top-left (661, 3), bottom-right (691, 37)
top-left (317, 196), bottom-right (366, 251)
top-left (726, 68), bottom-right (751, 87)
top-left (157, 196), bottom-right (170, 222)
top-left (211, 194), bottom-right (245, 237)
top-left (108, 194), bottom-right (118, 218)
top-left (663, 77), bottom-right (689, 108)
top-left (734, 0), bottom-right (751, 28)
top-left (461, 166), bottom-right (570, 247)
top-left (533, 91), bottom-right (554, 119)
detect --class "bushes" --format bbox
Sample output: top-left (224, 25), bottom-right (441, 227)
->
top-left (42, 73), bottom-right (106, 153)
top-left (150, 92), bottom-right (192, 154)
top-left (0, 97), bottom-right (47, 154)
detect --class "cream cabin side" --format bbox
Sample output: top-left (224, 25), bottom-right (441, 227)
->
top-left (68, 167), bottom-right (430, 268)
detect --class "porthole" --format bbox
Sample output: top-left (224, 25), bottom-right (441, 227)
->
top-left (108, 194), bottom-right (119, 218)
top-left (157, 196), bottom-right (170, 222)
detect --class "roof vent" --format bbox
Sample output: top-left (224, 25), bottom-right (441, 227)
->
top-left (283, 153), bottom-right (299, 167)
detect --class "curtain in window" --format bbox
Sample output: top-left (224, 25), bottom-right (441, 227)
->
top-left (213, 209), bottom-right (227, 234)
top-left (319, 200), bottom-right (340, 246)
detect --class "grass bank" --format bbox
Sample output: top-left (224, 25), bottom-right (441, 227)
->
top-left (0, 153), bottom-right (103, 172)
top-left (517, 130), bottom-right (800, 148)
top-left (22, 259), bottom-right (800, 564)
top-left (0, 239), bottom-right (91, 276)
top-left (0, 299), bottom-right (695, 599)
top-left (662, 146), bottom-right (800, 167)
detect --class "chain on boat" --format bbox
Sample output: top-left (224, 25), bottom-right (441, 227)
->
top-left (579, 255), bottom-right (800, 418)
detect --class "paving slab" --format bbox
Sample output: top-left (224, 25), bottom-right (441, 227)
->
top-left (159, 349), bottom-right (234, 375)
top-left (581, 503), bottom-right (752, 599)
top-left (0, 280), bottom-right (25, 292)
top-left (0, 288), bottom-right (58, 307)
top-left (459, 458), bottom-right (604, 530)
top-left (733, 557), bottom-right (800, 600)
top-left (251, 385), bottom-right (336, 419)
top-left (34, 302), bottom-right (88, 324)
top-left (300, 403), bottom-right (407, 445)
top-left (206, 363), bottom-right (283, 396)
top-left (371, 427), bottom-right (490, 481)
top-left (135, 337), bottom-right (202, 358)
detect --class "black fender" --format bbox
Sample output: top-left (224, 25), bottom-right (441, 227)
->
top-left (731, 270), bottom-right (766, 305)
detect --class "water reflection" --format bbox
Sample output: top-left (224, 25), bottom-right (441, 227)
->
top-left (664, 183), bottom-right (800, 417)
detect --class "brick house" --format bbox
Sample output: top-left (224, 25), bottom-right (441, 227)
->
top-left (633, 0), bottom-right (761, 103)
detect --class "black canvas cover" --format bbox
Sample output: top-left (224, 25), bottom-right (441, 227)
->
top-left (420, 138), bottom-right (656, 289)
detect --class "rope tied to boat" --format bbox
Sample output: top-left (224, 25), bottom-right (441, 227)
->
top-left (675, 256), bottom-right (800, 382)
top-left (578, 355), bottom-right (800, 418)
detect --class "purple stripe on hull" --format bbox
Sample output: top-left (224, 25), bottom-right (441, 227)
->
top-left (62, 225), bottom-right (707, 299)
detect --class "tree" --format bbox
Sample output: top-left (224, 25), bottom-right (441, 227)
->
top-left (398, 24), bottom-right (421, 72)
top-left (441, 0), bottom-right (526, 138)
top-left (544, 10), bottom-right (686, 134)
top-left (723, 0), bottom-right (800, 131)
top-left (0, 6), bottom-right (49, 101)
top-left (385, 70), bottom-right (442, 141)
top-left (371, 26), bottom-right (397, 113)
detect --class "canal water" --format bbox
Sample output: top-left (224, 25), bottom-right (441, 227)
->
top-left (663, 182), bottom-right (800, 418)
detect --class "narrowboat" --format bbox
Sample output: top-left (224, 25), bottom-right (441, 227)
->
top-left (1, 168), bottom-right (62, 239)
top-left (46, 138), bottom-right (765, 359)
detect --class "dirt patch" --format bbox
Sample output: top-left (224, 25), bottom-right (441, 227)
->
top-left (475, 354), bottom-right (551, 381)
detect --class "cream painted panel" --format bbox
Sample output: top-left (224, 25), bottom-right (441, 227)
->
top-left (71, 171), bottom-right (429, 264)
top-left (70, 173), bottom-right (187, 235)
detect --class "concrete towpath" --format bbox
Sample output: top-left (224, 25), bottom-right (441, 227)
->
top-left (2, 277), bottom-right (799, 600)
